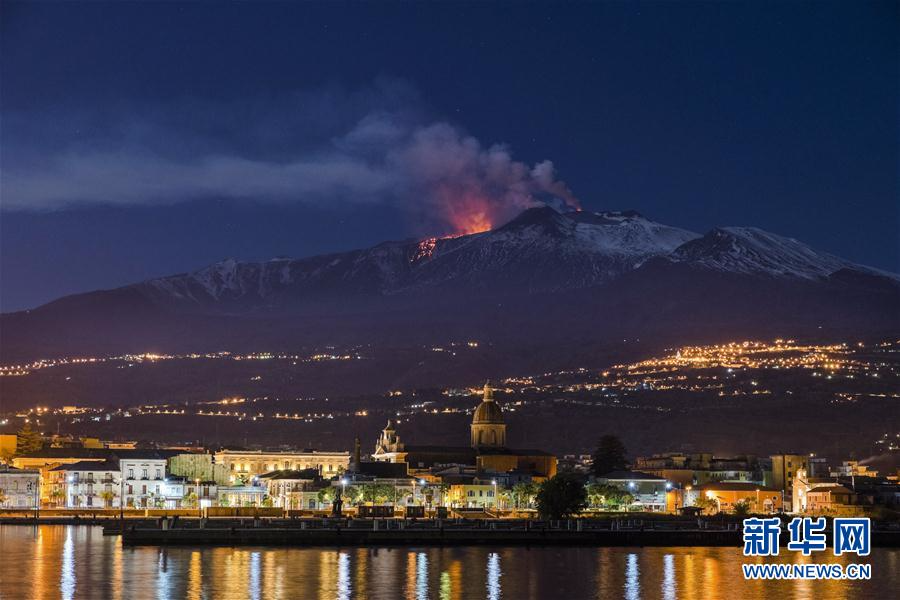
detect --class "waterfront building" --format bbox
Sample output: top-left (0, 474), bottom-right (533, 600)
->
top-left (213, 449), bottom-right (349, 484)
top-left (372, 382), bottom-right (557, 481)
top-left (633, 453), bottom-right (764, 487)
top-left (12, 448), bottom-right (181, 505)
top-left (48, 461), bottom-right (120, 508)
top-left (157, 476), bottom-right (218, 509)
top-left (167, 453), bottom-right (231, 485)
top-left (593, 470), bottom-right (671, 512)
top-left (0, 464), bottom-right (40, 508)
top-left (119, 453), bottom-right (169, 508)
top-left (446, 483), bottom-right (498, 509)
top-left (686, 482), bottom-right (782, 513)
top-left (217, 485), bottom-right (266, 507)
top-left (767, 454), bottom-right (809, 511)
top-left (806, 485), bottom-right (858, 513)
top-left (256, 468), bottom-right (321, 508)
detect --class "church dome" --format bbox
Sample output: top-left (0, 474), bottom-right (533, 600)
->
top-left (472, 382), bottom-right (504, 424)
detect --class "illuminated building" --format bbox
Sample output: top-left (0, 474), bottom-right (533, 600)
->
top-left (49, 461), bottom-right (120, 508)
top-left (0, 464), bottom-right (40, 509)
top-left (213, 449), bottom-right (349, 484)
top-left (372, 382), bottom-right (556, 481)
top-left (686, 482), bottom-right (782, 513)
top-left (119, 454), bottom-right (168, 508)
top-left (593, 471), bottom-right (671, 512)
top-left (255, 468), bottom-right (322, 508)
top-left (767, 454), bottom-right (809, 511)
top-left (805, 485), bottom-right (859, 513)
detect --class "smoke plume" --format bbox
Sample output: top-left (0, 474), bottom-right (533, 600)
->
top-left (1, 80), bottom-right (578, 235)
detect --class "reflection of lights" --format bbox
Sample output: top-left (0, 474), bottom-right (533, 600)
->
top-left (440, 571), bottom-right (452, 599)
top-left (416, 552), bottom-right (428, 600)
top-left (662, 554), bottom-right (676, 600)
top-left (337, 552), bottom-right (351, 600)
top-left (486, 552), bottom-right (501, 600)
top-left (249, 551), bottom-right (261, 600)
top-left (61, 527), bottom-right (75, 600)
top-left (625, 553), bottom-right (640, 600)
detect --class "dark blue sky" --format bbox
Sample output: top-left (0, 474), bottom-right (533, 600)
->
top-left (1, 1), bottom-right (897, 311)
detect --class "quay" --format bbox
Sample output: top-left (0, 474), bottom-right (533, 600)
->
top-left (113, 518), bottom-right (900, 548)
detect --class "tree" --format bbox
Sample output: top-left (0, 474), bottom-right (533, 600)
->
top-left (511, 482), bottom-right (539, 509)
top-left (50, 488), bottom-right (66, 507)
top-left (590, 435), bottom-right (627, 476)
top-left (262, 497), bottom-right (273, 508)
top-left (373, 483), bottom-right (396, 504)
top-left (694, 496), bottom-right (718, 515)
top-left (536, 474), bottom-right (587, 520)
top-left (182, 491), bottom-right (198, 508)
top-left (733, 499), bottom-right (751, 518)
top-left (15, 423), bottom-right (43, 456)
top-left (586, 483), bottom-right (634, 510)
top-left (317, 486), bottom-right (337, 507)
top-left (0, 489), bottom-right (6, 506)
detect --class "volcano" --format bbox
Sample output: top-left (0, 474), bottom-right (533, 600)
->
top-left (2, 207), bottom-right (898, 361)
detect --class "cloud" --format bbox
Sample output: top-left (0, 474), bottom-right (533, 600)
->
top-left (0, 80), bottom-right (578, 234)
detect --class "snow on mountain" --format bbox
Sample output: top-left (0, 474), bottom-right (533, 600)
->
top-left (130, 207), bottom-right (896, 313)
top-left (668, 227), bottom-right (867, 280)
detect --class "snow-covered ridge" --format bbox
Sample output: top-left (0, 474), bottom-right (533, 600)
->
top-left (137, 207), bottom-right (897, 307)
top-left (668, 227), bottom-right (874, 280)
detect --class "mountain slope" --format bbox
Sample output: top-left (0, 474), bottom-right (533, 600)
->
top-left (133, 206), bottom-right (701, 312)
top-left (2, 207), bottom-right (897, 362)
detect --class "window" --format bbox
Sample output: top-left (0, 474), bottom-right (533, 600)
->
top-left (155, 469), bottom-right (161, 479)
top-left (467, 491), bottom-right (474, 497)
top-left (128, 469), bottom-right (134, 479)
top-left (141, 485), bottom-right (147, 494)
top-left (127, 485), bottom-right (133, 494)
top-left (141, 468), bottom-right (148, 479)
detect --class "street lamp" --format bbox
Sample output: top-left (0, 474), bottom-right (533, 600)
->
top-left (491, 479), bottom-right (497, 511)
top-left (196, 478), bottom-right (202, 518)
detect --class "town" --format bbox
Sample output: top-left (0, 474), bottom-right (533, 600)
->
top-left (2, 383), bottom-right (898, 523)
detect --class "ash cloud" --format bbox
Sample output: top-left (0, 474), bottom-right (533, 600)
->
top-left (1, 80), bottom-right (577, 234)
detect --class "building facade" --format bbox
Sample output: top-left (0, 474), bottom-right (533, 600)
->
top-left (120, 456), bottom-right (167, 508)
top-left (372, 382), bottom-right (556, 481)
top-left (49, 461), bottom-right (121, 508)
top-left (214, 450), bottom-right (349, 484)
top-left (0, 465), bottom-right (40, 509)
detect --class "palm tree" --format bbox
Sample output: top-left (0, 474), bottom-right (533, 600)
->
top-left (100, 490), bottom-right (116, 508)
top-left (50, 487), bottom-right (66, 508)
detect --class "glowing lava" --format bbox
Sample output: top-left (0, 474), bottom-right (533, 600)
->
top-left (411, 237), bottom-right (438, 262)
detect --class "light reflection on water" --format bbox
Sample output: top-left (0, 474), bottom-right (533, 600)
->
top-left (0, 526), bottom-right (897, 599)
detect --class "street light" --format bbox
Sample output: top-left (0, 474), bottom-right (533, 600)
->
top-left (492, 479), bottom-right (497, 511)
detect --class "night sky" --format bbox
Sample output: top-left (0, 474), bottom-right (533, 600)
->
top-left (1, 2), bottom-right (897, 311)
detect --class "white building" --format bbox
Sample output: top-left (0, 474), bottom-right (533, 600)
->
top-left (157, 476), bottom-right (218, 509)
top-left (0, 465), bottom-right (40, 509)
top-left (120, 455), bottom-right (168, 508)
top-left (49, 460), bottom-right (121, 508)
